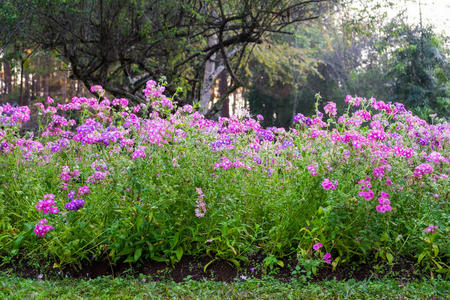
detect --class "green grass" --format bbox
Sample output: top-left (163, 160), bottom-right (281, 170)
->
top-left (0, 273), bottom-right (448, 299)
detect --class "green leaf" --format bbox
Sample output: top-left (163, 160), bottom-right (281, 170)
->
top-left (332, 256), bottom-right (340, 272)
top-left (417, 252), bottom-right (427, 264)
top-left (134, 248), bottom-right (142, 262)
top-left (432, 244), bottom-right (439, 257)
top-left (136, 216), bottom-right (144, 232)
top-left (229, 258), bottom-right (241, 268)
top-left (204, 258), bottom-right (218, 272)
top-left (175, 247), bottom-right (183, 261)
top-left (386, 253), bottom-right (393, 264)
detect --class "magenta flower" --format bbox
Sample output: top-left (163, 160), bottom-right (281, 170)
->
top-left (321, 178), bottom-right (338, 191)
top-left (376, 192), bottom-right (392, 213)
top-left (358, 190), bottom-right (374, 201)
top-left (132, 146), bottom-right (146, 160)
top-left (35, 194), bottom-right (59, 214)
top-left (323, 252), bottom-right (332, 264)
top-left (34, 219), bottom-right (54, 237)
top-left (413, 163), bottom-right (433, 179)
top-left (373, 166), bottom-right (385, 178)
top-left (90, 85), bottom-right (104, 94)
top-left (313, 243), bottom-right (323, 251)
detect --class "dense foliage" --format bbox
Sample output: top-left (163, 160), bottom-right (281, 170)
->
top-left (0, 81), bottom-right (448, 275)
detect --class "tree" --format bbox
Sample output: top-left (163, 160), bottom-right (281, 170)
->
top-left (1, 0), bottom-right (334, 114)
top-left (386, 26), bottom-right (449, 118)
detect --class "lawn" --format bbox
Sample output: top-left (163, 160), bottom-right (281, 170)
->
top-left (1, 273), bottom-right (448, 299)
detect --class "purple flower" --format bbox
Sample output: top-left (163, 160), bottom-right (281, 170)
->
top-left (67, 190), bottom-right (76, 200)
top-left (376, 192), bottom-right (392, 213)
top-left (90, 85), bottom-right (104, 94)
top-left (293, 113), bottom-right (305, 123)
top-left (65, 198), bottom-right (85, 211)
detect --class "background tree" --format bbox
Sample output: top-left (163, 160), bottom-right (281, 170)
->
top-left (1, 0), bottom-right (334, 115)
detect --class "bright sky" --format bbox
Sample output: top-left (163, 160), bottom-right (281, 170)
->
top-left (400, 0), bottom-right (450, 36)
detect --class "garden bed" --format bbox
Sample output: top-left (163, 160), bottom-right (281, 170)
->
top-left (0, 81), bottom-right (448, 282)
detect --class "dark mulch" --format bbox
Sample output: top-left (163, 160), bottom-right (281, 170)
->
top-left (0, 253), bottom-right (423, 283)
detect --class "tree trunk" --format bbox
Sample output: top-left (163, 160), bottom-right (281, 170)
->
top-left (62, 71), bottom-right (68, 102)
top-left (19, 60), bottom-right (24, 106)
top-left (24, 67), bottom-right (30, 105)
top-left (4, 61), bottom-right (12, 94)
top-left (35, 57), bottom-right (41, 97)
top-left (44, 70), bottom-right (49, 98)
top-left (219, 70), bottom-right (229, 117)
top-left (200, 35), bottom-right (218, 113)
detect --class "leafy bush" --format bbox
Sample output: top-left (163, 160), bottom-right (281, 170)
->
top-left (0, 81), bottom-right (448, 275)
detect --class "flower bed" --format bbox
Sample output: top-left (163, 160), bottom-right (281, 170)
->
top-left (0, 81), bottom-right (448, 275)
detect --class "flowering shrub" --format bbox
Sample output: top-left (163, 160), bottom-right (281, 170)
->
top-left (0, 82), bottom-right (448, 274)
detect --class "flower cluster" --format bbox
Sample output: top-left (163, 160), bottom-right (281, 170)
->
top-left (413, 163), bottom-right (433, 180)
top-left (376, 192), bottom-right (392, 213)
top-left (65, 198), bottom-right (85, 211)
top-left (358, 177), bottom-right (374, 201)
top-left (313, 243), bottom-right (323, 250)
top-left (321, 178), bottom-right (338, 191)
top-left (34, 219), bottom-right (54, 237)
top-left (194, 188), bottom-right (206, 218)
top-left (324, 101), bottom-right (337, 116)
top-left (35, 194), bottom-right (59, 214)
top-left (132, 146), bottom-right (146, 160)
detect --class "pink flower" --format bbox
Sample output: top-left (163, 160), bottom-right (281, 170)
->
top-left (195, 199), bottom-right (206, 218)
top-left (324, 102), bottom-right (337, 116)
top-left (90, 85), bottom-right (104, 94)
top-left (313, 243), bottom-right (323, 251)
top-left (78, 185), bottom-right (90, 196)
top-left (321, 178), bottom-right (338, 191)
top-left (307, 164), bottom-right (317, 176)
top-left (358, 190), bottom-right (374, 201)
top-left (413, 163), bottom-right (433, 179)
top-left (323, 252), bottom-right (332, 264)
top-left (376, 192), bottom-right (392, 213)
top-left (196, 187), bottom-right (204, 198)
top-left (424, 225), bottom-right (438, 233)
top-left (373, 166), bottom-right (385, 178)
